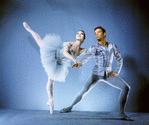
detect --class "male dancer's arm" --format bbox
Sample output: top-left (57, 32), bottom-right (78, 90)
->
top-left (113, 44), bottom-right (123, 74)
top-left (108, 44), bottom-right (123, 77)
top-left (72, 45), bottom-right (96, 69)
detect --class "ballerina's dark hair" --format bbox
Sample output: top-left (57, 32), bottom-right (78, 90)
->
top-left (80, 30), bottom-right (86, 40)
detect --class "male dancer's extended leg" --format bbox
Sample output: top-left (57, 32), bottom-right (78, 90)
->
top-left (60, 74), bottom-right (99, 113)
top-left (104, 76), bottom-right (131, 119)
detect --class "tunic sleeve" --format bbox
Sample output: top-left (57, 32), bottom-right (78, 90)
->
top-left (80, 45), bottom-right (96, 64)
top-left (113, 44), bottom-right (123, 74)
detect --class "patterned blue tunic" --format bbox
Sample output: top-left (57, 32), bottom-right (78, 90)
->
top-left (80, 42), bottom-right (123, 76)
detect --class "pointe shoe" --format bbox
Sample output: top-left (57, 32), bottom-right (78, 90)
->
top-left (23, 22), bottom-right (31, 32)
top-left (47, 101), bottom-right (54, 114)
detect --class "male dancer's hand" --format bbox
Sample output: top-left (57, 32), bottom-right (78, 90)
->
top-left (108, 71), bottom-right (118, 77)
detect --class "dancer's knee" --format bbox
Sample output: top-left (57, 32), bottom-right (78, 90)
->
top-left (46, 79), bottom-right (54, 91)
top-left (46, 85), bottom-right (51, 91)
top-left (46, 84), bottom-right (53, 91)
top-left (79, 90), bottom-right (89, 100)
top-left (80, 88), bottom-right (89, 95)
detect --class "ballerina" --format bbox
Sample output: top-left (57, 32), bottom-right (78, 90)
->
top-left (23, 22), bottom-right (87, 114)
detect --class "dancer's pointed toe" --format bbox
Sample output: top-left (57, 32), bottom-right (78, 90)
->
top-left (23, 22), bottom-right (31, 31)
top-left (47, 100), bottom-right (54, 115)
top-left (23, 22), bottom-right (27, 26)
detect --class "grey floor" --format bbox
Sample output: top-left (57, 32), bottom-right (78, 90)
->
top-left (0, 109), bottom-right (149, 125)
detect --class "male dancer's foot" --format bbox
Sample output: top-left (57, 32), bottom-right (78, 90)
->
top-left (118, 112), bottom-right (133, 121)
top-left (60, 106), bottom-right (72, 113)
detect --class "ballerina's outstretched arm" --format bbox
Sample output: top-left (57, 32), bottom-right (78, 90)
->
top-left (63, 45), bottom-right (82, 67)
top-left (23, 22), bottom-right (43, 47)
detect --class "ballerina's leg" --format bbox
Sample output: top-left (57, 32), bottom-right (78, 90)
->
top-left (23, 22), bottom-right (55, 114)
top-left (23, 22), bottom-right (43, 47)
top-left (46, 78), bottom-right (54, 114)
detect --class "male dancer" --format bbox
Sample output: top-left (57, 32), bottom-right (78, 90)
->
top-left (60, 26), bottom-right (131, 120)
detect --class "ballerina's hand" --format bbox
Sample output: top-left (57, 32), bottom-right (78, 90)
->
top-left (72, 61), bottom-right (82, 69)
top-left (72, 64), bottom-right (78, 69)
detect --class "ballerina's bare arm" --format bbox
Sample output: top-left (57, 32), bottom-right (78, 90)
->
top-left (80, 48), bottom-right (88, 55)
top-left (71, 49), bottom-right (88, 69)
top-left (63, 42), bottom-right (82, 65)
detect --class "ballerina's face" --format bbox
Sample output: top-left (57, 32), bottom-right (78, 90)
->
top-left (76, 31), bottom-right (85, 42)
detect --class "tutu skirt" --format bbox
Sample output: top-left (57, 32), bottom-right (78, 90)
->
top-left (40, 34), bottom-right (71, 82)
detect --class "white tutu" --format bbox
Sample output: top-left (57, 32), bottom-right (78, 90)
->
top-left (40, 34), bottom-right (72, 82)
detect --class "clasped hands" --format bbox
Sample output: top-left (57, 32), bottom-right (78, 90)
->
top-left (72, 60), bottom-right (82, 69)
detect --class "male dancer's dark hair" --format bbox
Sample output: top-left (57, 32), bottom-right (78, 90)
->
top-left (94, 26), bottom-right (106, 34)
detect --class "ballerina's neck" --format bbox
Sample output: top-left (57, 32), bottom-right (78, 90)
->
top-left (75, 40), bottom-right (82, 46)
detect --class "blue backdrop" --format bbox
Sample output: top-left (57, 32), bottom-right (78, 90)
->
top-left (0, 0), bottom-right (149, 112)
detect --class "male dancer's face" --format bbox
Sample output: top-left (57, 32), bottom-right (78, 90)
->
top-left (95, 28), bottom-right (106, 41)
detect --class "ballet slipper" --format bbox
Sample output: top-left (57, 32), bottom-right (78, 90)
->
top-left (47, 100), bottom-right (54, 114)
top-left (118, 113), bottom-right (133, 121)
top-left (60, 106), bottom-right (72, 113)
top-left (23, 22), bottom-right (31, 32)
top-left (118, 115), bottom-right (133, 121)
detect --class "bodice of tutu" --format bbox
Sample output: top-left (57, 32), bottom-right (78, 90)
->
top-left (40, 34), bottom-right (79, 82)
top-left (55, 42), bottom-right (77, 65)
